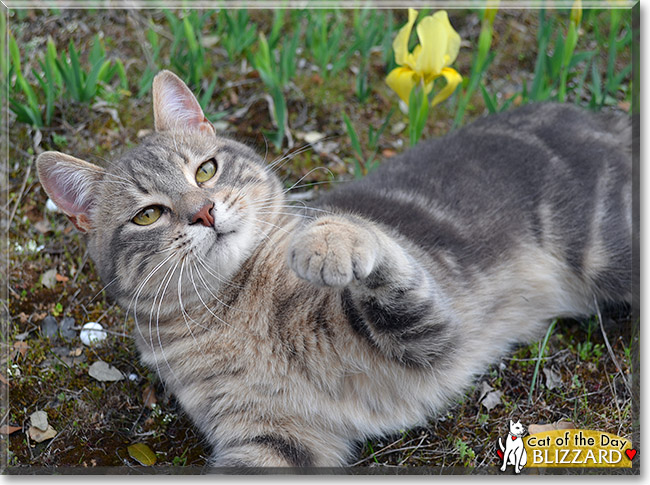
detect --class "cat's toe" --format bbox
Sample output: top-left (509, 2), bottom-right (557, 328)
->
top-left (287, 217), bottom-right (377, 288)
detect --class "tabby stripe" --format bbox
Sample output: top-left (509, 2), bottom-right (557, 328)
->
top-left (249, 435), bottom-right (314, 467)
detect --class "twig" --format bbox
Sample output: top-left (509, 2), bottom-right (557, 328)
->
top-left (8, 157), bottom-right (34, 229)
top-left (509, 348), bottom-right (569, 362)
top-left (397, 434), bottom-right (428, 465)
top-left (594, 296), bottom-right (632, 397)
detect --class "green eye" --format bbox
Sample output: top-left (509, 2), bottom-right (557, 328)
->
top-left (133, 206), bottom-right (163, 226)
top-left (196, 159), bottom-right (217, 183)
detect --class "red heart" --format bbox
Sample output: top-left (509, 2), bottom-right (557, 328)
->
top-left (625, 449), bottom-right (637, 460)
top-left (497, 450), bottom-right (504, 460)
top-left (511, 436), bottom-right (517, 441)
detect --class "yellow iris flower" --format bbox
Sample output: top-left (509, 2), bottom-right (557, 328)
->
top-left (386, 9), bottom-right (462, 107)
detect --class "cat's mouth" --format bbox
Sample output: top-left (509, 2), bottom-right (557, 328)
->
top-left (215, 230), bottom-right (236, 241)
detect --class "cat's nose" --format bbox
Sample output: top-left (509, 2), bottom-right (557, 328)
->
top-left (191, 202), bottom-right (215, 227)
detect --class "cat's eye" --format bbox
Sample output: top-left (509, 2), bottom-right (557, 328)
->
top-left (133, 206), bottom-right (163, 226)
top-left (196, 158), bottom-right (217, 184)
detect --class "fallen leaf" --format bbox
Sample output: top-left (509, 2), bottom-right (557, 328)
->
top-left (41, 268), bottom-right (58, 289)
top-left (34, 220), bottom-right (52, 234)
top-left (88, 360), bottom-right (124, 382)
top-left (30, 410), bottom-right (49, 431)
top-left (477, 381), bottom-right (503, 411)
top-left (142, 385), bottom-right (157, 409)
top-left (28, 424), bottom-right (57, 443)
top-left (59, 317), bottom-right (77, 341)
top-left (0, 425), bottom-right (22, 435)
top-left (480, 390), bottom-right (503, 411)
top-left (13, 341), bottom-right (29, 359)
top-left (528, 421), bottom-right (576, 435)
top-left (543, 366), bottom-right (563, 390)
top-left (69, 347), bottom-right (83, 357)
top-left (55, 273), bottom-right (69, 283)
top-left (127, 443), bottom-right (157, 466)
top-left (303, 131), bottom-right (325, 144)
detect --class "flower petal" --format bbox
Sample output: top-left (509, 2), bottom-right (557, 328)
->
top-left (431, 67), bottom-right (462, 107)
top-left (386, 66), bottom-right (418, 105)
top-left (437, 11), bottom-right (461, 66)
top-left (393, 9), bottom-right (418, 68)
top-left (414, 14), bottom-right (447, 77)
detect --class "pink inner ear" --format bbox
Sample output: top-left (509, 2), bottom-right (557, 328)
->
top-left (162, 82), bottom-right (205, 125)
top-left (154, 71), bottom-right (214, 134)
top-left (40, 164), bottom-right (95, 219)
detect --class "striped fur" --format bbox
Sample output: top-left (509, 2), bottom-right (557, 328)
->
top-left (36, 71), bottom-right (632, 467)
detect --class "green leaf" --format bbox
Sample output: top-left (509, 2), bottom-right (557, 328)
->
top-left (342, 113), bottom-right (363, 161)
top-left (127, 443), bottom-right (157, 466)
top-left (183, 17), bottom-right (199, 58)
top-left (408, 84), bottom-right (429, 147)
top-left (480, 85), bottom-right (497, 114)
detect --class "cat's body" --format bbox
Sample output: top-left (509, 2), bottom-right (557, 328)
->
top-left (36, 71), bottom-right (632, 467)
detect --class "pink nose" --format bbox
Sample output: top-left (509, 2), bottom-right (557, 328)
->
top-left (191, 203), bottom-right (215, 227)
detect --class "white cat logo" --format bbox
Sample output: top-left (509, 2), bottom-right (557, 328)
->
top-left (498, 419), bottom-right (528, 474)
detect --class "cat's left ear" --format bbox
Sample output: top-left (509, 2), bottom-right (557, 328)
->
top-left (36, 151), bottom-right (105, 233)
top-left (152, 70), bottom-right (215, 135)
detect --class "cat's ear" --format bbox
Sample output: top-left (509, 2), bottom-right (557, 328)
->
top-left (152, 70), bottom-right (215, 135)
top-left (36, 151), bottom-right (105, 233)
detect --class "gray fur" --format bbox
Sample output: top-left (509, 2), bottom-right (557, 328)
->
top-left (36, 71), bottom-right (632, 467)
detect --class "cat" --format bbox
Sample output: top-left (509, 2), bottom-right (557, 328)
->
top-left (36, 70), bottom-right (633, 468)
top-left (499, 419), bottom-right (527, 474)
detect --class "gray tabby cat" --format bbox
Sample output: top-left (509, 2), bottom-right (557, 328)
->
top-left (36, 70), bottom-right (632, 467)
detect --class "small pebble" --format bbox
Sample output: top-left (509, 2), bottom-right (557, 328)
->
top-left (128, 373), bottom-right (138, 381)
top-left (45, 198), bottom-right (61, 212)
top-left (29, 410), bottom-right (48, 432)
top-left (59, 317), bottom-right (77, 341)
top-left (80, 322), bottom-right (107, 346)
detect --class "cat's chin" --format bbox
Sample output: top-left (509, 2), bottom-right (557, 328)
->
top-left (199, 224), bottom-right (258, 282)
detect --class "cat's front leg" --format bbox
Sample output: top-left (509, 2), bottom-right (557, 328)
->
top-left (288, 215), bottom-right (380, 287)
top-left (288, 215), bottom-right (454, 368)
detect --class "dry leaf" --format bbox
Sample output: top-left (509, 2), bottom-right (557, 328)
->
top-left (28, 424), bottom-right (57, 442)
top-left (528, 421), bottom-right (576, 435)
top-left (41, 268), bottom-right (58, 289)
top-left (89, 360), bottom-right (124, 382)
top-left (480, 390), bottom-right (503, 411)
top-left (543, 366), bottom-right (563, 390)
top-left (478, 381), bottom-right (503, 411)
top-left (127, 443), bottom-right (157, 466)
top-left (13, 341), bottom-right (29, 359)
top-left (34, 220), bottom-right (51, 234)
top-left (55, 273), bottom-right (69, 283)
top-left (142, 385), bottom-right (157, 409)
top-left (0, 425), bottom-right (21, 435)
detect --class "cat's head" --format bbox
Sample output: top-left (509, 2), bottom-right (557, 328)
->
top-left (509, 419), bottom-right (526, 437)
top-left (36, 70), bottom-right (284, 318)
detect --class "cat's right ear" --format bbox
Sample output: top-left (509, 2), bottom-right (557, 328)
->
top-left (36, 151), bottom-right (105, 233)
top-left (152, 70), bottom-right (215, 135)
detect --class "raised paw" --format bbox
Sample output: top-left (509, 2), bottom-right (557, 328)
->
top-left (288, 217), bottom-right (378, 288)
